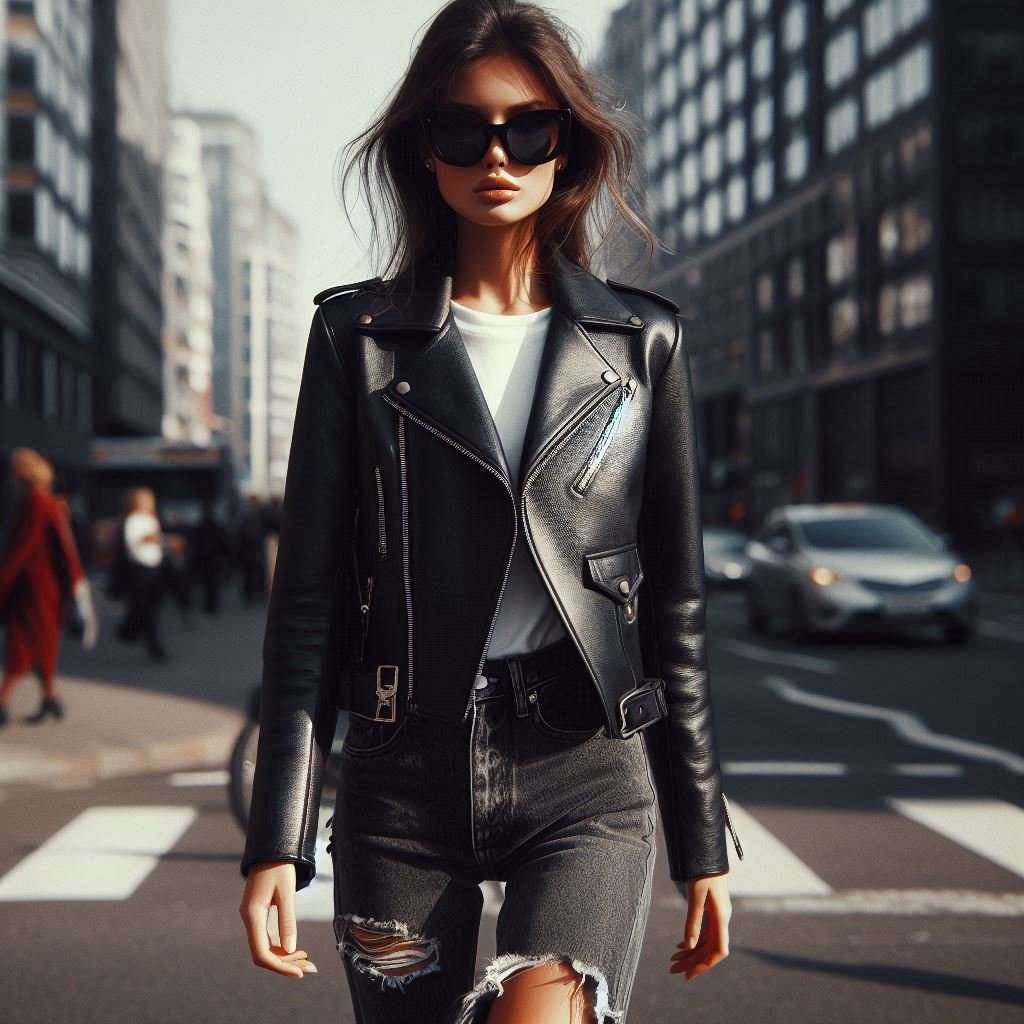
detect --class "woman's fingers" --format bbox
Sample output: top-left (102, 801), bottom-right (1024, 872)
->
top-left (240, 900), bottom-right (305, 978)
top-left (671, 882), bottom-right (731, 980)
top-left (682, 886), bottom-right (707, 950)
top-left (275, 883), bottom-right (299, 955)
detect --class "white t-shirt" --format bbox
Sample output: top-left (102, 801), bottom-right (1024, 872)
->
top-left (124, 510), bottom-right (163, 567)
top-left (451, 299), bottom-right (568, 658)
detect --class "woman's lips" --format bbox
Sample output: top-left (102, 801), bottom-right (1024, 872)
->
top-left (475, 188), bottom-right (518, 203)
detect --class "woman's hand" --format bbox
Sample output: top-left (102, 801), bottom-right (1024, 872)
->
top-left (239, 861), bottom-right (318, 978)
top-left (670, 872), bottom-right (731, 981)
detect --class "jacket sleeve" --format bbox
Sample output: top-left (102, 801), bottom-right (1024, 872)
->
top-left (240, 305), bottom-right (356, 891)
top-left (637, 312), bottom-right (739, 883)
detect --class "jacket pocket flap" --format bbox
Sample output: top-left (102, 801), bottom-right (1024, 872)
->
top-left (585, 543), bottom-right (643, 604)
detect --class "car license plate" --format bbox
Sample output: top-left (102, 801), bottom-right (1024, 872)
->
top-left (886, 600), bottom-right (931, 617)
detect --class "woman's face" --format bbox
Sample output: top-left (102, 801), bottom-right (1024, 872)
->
top-left (425, 54), bottom-right (566, 230)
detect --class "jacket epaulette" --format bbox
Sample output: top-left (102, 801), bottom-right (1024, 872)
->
top-left (313, 276), bottom-right (384, 306)
top-left (605, 277), bottom-right (681, 315)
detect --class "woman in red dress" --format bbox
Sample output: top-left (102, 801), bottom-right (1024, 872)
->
top-left (0, 447), bottom-right (97, 727)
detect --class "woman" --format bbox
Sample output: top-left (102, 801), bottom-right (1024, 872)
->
top-left (239, 2), bottom-right (743, 1021)
top-left (0, 448), bottom-right (97, 727)
top-left (115, 488), bottom-right (169, 663)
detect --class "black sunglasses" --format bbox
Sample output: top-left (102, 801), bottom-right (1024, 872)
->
top-left (422, 107), bottom-right (573, 167)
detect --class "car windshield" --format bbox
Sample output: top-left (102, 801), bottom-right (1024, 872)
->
top-left (795, 513), bottom-right (942, 553)
top-left (704, 531), bottom-right (747, 554)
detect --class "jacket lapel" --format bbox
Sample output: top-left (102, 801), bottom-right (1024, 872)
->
top-left (354, 248), bottom-right (644, 493)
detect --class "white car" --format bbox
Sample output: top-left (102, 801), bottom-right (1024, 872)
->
top-left (744, 503), bottom-right (977, 644)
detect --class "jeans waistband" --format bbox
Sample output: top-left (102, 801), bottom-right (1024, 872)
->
top-left (474, 635), bottom-right (586, 717)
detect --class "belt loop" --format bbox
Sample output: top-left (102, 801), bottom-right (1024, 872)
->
top-left (507, 655), bottom-right (530, 718)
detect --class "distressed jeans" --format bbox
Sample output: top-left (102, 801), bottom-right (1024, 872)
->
top-left (329, 636), bottom-right (659, 1023)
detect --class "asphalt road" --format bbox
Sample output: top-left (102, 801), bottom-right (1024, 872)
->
top-left (1, 585), bottom-right (1021, 1023)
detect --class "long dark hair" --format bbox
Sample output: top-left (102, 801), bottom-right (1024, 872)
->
top-left (335, 0), bottom-right (661, 292)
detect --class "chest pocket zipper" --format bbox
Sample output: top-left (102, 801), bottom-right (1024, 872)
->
top-left (571, 378), bottom-right (636, 495)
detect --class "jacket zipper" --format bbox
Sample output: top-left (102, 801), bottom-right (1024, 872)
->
top-left (721, 792), bottom-right (744, 860)
top-left (351, 508), bottom-right (372, 665)
top-left (396, 414), bottom-right (415, 712)
top-left (381, 393), bottom-right (518, 722)
top-left (373, 465), bottom-right (388, 560)
top-left (572, 378), bottom-right (636, 495)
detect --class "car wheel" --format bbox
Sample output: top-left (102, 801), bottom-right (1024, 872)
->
top-left (788, 587), bottom-right (813, 642)
top-left (747, 588), bottom-right (769, 635)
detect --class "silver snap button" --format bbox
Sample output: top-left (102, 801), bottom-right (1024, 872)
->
top-left (474, 675), bottom-right (488, 690)
top-left (357, 313), bottom-right (373, 325)
top-left (395, 381), bottom-right (411, 395)
top-left (618, 579), bottom-right (630, 594)
top-left (629, 315), bottom-right (643, 326)
top-left (528, 691), bottom-right (537, 703)
top-left (602, 369), bottom-right (620, 383)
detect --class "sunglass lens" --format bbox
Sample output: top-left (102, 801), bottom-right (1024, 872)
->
top-left (432, 111), bottom-right (484, 166)
top-left (507, 111), bottom-right (561, 163)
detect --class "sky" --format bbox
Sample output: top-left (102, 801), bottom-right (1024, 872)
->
top-left (168, 0), bottom-right (627, 303)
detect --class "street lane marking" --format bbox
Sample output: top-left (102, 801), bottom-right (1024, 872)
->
top-left (720, 798), bottom-right (832, 897)
top-left (659, 889), bottom-right (1024, 915)
top-left (892, 763), bottom-right (964, 778)
top-left (978, 620), bottom-right (1024, 644)
top-left (296, 806), bottom-right (335, 922)
top-left (718, 638), bottom-right (838, 675)
top-left (0, 807), bottom-right (196, 901)
top-left (886, 798), bottom-right (1024, 880)
top-left (764, 674), bottom-right (1024, 776)
top-left (167, 770), bottom-right (230, 787)
top-left (723, 761), bottom-right (848, 776)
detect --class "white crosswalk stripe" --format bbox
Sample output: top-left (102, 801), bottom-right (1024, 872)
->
top-left (3, 794), bottom-right (1023, 916)
top-left (0, 806), bottom-right (197, 901)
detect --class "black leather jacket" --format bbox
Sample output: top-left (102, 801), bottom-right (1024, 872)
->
top-left (240, 247), bottom-right (744, 891)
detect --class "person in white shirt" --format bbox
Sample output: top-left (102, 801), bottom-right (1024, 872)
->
top-left (115, 488), bottom-right (168, 662)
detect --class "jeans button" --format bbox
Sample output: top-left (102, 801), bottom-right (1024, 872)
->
top-left (474, 675), bottom-right (489, 690)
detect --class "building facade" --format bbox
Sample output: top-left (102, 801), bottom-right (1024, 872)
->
top-left (161, 114), bottom-right (214, 444)
top-left (91, 0), bottom-right (168, 437)
top-left (599, 0), bottom-right (1023, 553)
top-left (0, 0), bottom-right (94, 484)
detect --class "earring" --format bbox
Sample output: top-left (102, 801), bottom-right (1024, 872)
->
top-left (425, 160), bottom-right (433, 171)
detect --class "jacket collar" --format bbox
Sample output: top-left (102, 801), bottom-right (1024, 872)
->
top-left (354, 248), bottom-right (644, 493)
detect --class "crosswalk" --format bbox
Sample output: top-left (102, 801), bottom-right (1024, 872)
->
top-left (1, 782), bottom-right (1022, 917)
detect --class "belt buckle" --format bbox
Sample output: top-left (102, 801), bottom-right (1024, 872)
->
top-left (374, 664), bottom-right (399, 722)
top-left (618, 678), bottom-right (665, 738)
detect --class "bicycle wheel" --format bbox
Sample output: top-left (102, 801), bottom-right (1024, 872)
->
top-left (228, 719), bottom-right (260, 833)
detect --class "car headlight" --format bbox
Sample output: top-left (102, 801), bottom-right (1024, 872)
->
top-left (808, 566), bottom-right (845, 586)
top-left (953, 563), bottom-right (972, 583)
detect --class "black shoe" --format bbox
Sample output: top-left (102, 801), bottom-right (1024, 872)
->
top-left (25, 698), bottom-right (64, 724)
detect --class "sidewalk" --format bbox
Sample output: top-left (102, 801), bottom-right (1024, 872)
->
top-left (0, 573), bottom-right (257, 790)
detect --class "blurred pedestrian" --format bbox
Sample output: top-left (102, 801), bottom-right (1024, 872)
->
top-left (191, 499), bottom-right (231, 615)
top-left (237, 496), bottom-right (267, 606)
top-left (115, 487), bottom-right (169, 663)
top-left (0, 448), bottom-right (98, 728)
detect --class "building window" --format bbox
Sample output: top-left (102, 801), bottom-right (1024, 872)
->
top-left (897, 42), bottom-right (931, 111)
top-left (681, 44), bottom-right (698, 89)
top-left (783, 1), bottom-right (808, 52)
top-left (878, 284), bottom-right (898, 335)
top-left (754, 155), bottom-right (774, 203)
top-left (753, 93), bottom-right (773, 142)
top-left (683, 207), bottom-right (700, 242)
top-left (826, 96), bottom-right (859, 154)
top-left (727, 174), bottom-right (747, 222)
top-left (825, 27), bottom-right (859, 90)
top-left (725, 0), bottom-right (745, 44)
top-left (726, 55), bottom-right (745, 105)
top-left (830, 295), bottom-right (859, 350)
top-left (827, 224), bottom-right (858, 285)
top-left (660, 115), bottom-right (678, 162)
top-left (899, 272), bottom-right (933, 329)
top-left (864, 0), bottom-right (896, 57)
top-left (900, 197), bottom-right (933, 255)
top-left (702, 75), bottom-right (723, 125)
top-left (659, 7), bottom-right (678, 56)
top-left (826, 0), bottom-right (855, 18)
top-left (661, 168), bottom-right (678, 214)
top-left (8, 191), bottom-right (35, 239)
top-left (660, 62), bottom-right (677, 110)
top-left (8, 115), bottom-right (35, 163)
top-left (726, 115), bottom-right (746, 163)
top-left (865, 66), bottom-right (897, 128)
top-left (702, 132), bottom-right (723, 183)
top-left (756, 271), bottom-right (774, 314)
top-left (898, 0), bottom-right (929, 33)
top-left (701, 17), bottom-right (722, 68)
top-left (785, 134), bottom-right (809, 183)
top-left (681, 99), bottom-right (699, 144)
top-left (682, 154), bottom-right (700, 198)
top-left (751, 0), bottom-right (771, 17)
top-left (788, 256), bottom-right (805, 300)
top-left (77, 370), bottom-right (91, 429)
top-left (703, 189), bottom-right (723, 237)
top-left (42, 350), bottom-right (58, 420)
top-left (752, 33), bottom-right (773, 81)
top-left (784, 67), bottom-right (808, 119)
top-left (2, 328), bottom-right (18, 408)
top-left (878, 209), bottom-right (900, 264)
